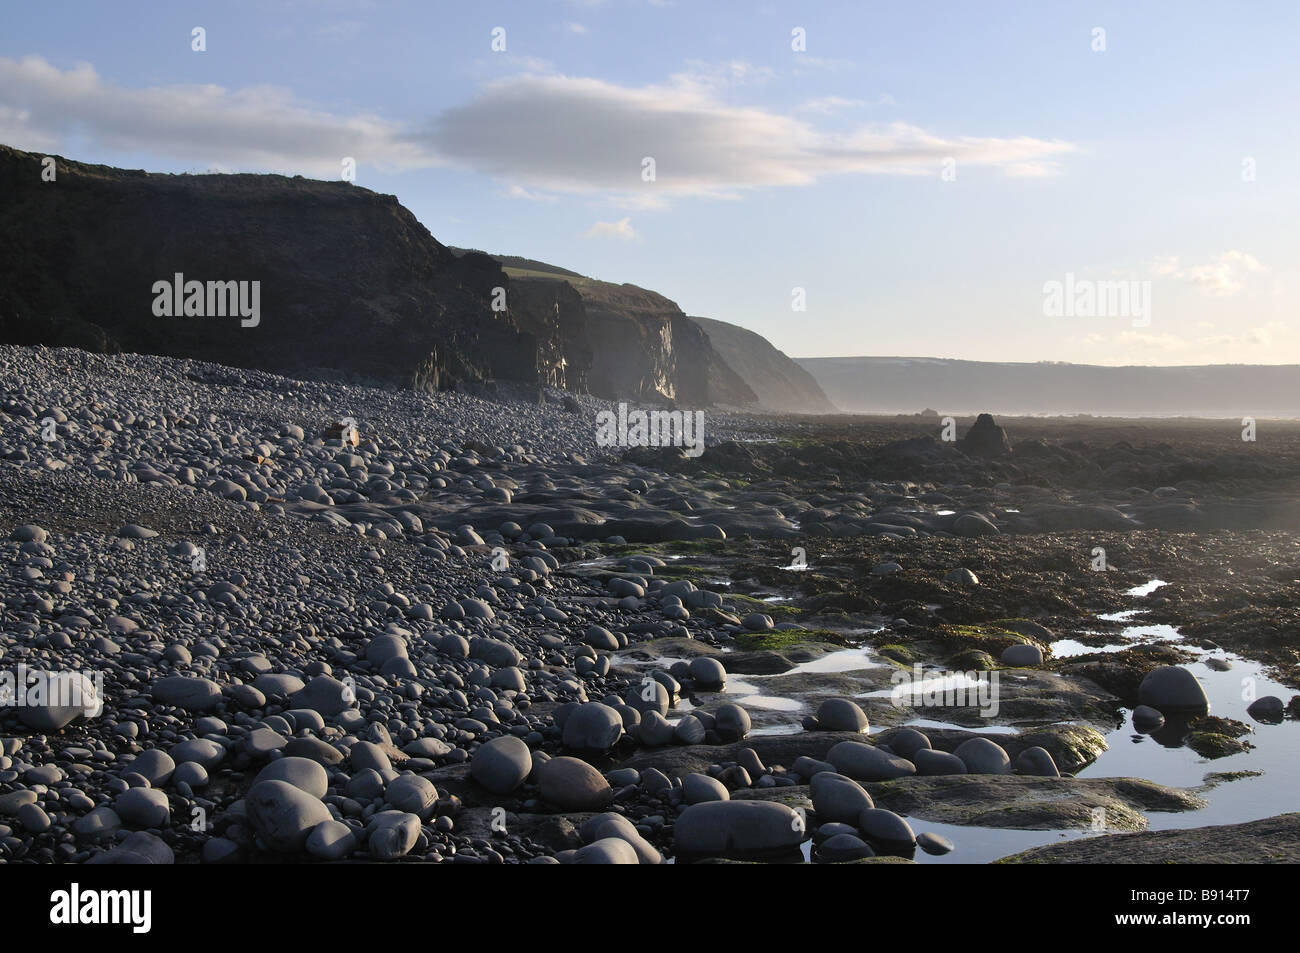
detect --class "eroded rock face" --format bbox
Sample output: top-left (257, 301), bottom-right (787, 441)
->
top-left (0, 146), bottom-right (577, 394)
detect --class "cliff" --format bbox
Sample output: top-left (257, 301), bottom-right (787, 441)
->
top-left (0, 145), bottom-right (580, 392)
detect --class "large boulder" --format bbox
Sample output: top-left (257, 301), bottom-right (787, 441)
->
top-left (813, 698), bottom-right (870, 733)
top-left (536, 757), bottom-right (613, 811)
top-left (562, 703), bottom-right (624, 754)
top-left (253, 757), bottom-right (329, 799)
top-left (470, 735), bottom-right (533, 794)
top-left (674, 801), bottom-right (805, 857)
top-left (810, 772), bottom-right (874, 824)
top-left (245, 780), bottom-right (332, 853)
top-left (959, 413), bottom-right (1011, 457)
top-left (827, 741), bottom-right (915, 781)
top-left (953, 737), bottom-right (1012, 775)
top-left (151, 676), bottom-right (222, 712)
top-left (1138, 666), bottom-right (1209, 712)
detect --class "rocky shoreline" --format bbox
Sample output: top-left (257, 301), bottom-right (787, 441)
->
top-left (1, 344), bottom-right (1296, 865)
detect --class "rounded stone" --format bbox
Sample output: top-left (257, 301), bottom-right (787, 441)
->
top-left (573, 837), bottom-right (640, 864)
top-left (625, 680), bottom-right (670, 717)
top-left (881, 727), bottom-right (931, 760)
top-left (1001, 644), bottom-right (1044, 667)
top-left (366, 811), bottom-right (421, 860)
top-left (562, 703), bottom-right (624, 754)
top-left (1132, 705), bottom-right (1166, 731)
top-left (114, 787), bottom-right (170, 829)
top-left (245, 779), bottom-right (332, 853)
top-left (536, 756), bottom-right (613, 811)
top-left (583, 625), bottom-right (620, 651)
top-left (857, 808), bottom-right (916, 849)
top-left (305, 819), bottom-right (357, 861)
top-left (384, 774), bottom-right (439, 821)
top-left (1138, 666), bottom-right (1209, 712)
top-left (1014, 746), bottom-right (1060, 778)
top-left (682, 773), bottom-right (730, 804)
top-left (818, 833), bottom-right (876, 862)
top-left (913, 748), bottom-right (968, 776)
top-left (636, 710), bottom-right (675, 746)
top-left (673, 800), bottom-right (804, 856)
top-left (253, 757), bottom-right (329, 799)
top-left (916, 831), bottom-right (954, 855)
top-left (470, 735), bottom-right (533, 794)
top-left (713, 704), bottom-right (752, 742)
top-left (1247, 696), bottom-right (1285, 722)
top-left (130, 749), bottom-right (176, 786)
top-left (953, 737), bottom-right (1012, 775)
top-left (815, 698), bottom-right (870, 733)
top-left (827, 741), bottom-right (916, 781)
top-left (151, 676), bottom-right (222, 712)
top-left (673, 714), bottom-right (707, 745)
top-left (810, 772), bottom-right (874, 823)
top-left (687, 657), bottom-right (726, 690)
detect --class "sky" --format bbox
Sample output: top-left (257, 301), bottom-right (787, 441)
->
top-left (2, 0), bottom-right (1297, 365)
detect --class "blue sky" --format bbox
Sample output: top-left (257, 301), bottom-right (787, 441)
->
top-left (3, 0), bottom-right (1297, 364)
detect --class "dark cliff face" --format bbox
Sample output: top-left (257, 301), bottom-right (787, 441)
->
top-left (503, 277), bottom-right (591, 393)
top-left (447, 247), bottom-right (757, 408)
top-left (556, 279), bottom-right (756, 408)
top-left (0, 145), bottom-right (578, 392)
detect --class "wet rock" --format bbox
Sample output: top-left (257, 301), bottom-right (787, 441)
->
top-left (673, 800), bottom-right (804, 857)
top-left (1246, 696), bottom-right (1285, 723)
top-left (812, 698), bottom-right (870, 733)
top-left (953, 737), bottom-right (1012, 775)
top-left (857, 808), bottom-right (916, 850)
top-left (1139, 666), bottom-right (1210, 712)
top-left (1001, 644), bottom-right (1043, 667)
top-left (916, 832), bottom-right (954, 855)
top-left (1014, 746), bottom-right (1060, 778)
top-left (913, 749), bottom-right (968, 776)
top-left (828, 741), bottom-right (915, 782)
top-left (810, 772), bottom-right (874, 823)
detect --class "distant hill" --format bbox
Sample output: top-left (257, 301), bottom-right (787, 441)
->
top-left (690, 315), bottom-right (836, 414)
top-left (798, 356), bottom-right (1300, 417)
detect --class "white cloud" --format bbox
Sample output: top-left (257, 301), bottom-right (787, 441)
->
top-left (0, 55), bottom-right (431, 177)
top-left (800, 94), bottom-right (895, 114)
top-left (0, 55), bottom-right (1077, 202)
top-left (583, 217), bottom-right (637, 240)
top-left (800, 96), bottom-right (866, 114)
top-left (502, 183), bottom-right (557, 202)
top-left (565, 22), bottom-right (589, 35)
top-left (1149, 251), bottom-right (1267, 297)
top-left (428, 73), bottom-right (1076, 200)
